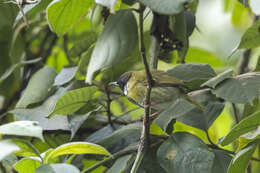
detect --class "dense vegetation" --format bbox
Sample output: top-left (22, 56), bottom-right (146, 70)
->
top-left (0, 0), bottom-right (260, 172)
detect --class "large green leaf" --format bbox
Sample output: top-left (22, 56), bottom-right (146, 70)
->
top-left (0, 140), bottom-right (20, 161)
top-left (86, 10), bottom-right (138, 83)
top-left (227, 144), bottom-right (256, 173)
top-left (107, 154), bottom-right (133, 173)
top-left (48, 86), bottom-right (97, 118)
top-left (11, 88), bottom-right (70, 131)
top-left (211, 150), bottom-right (232, 173)
top-left (238, 19), bottom-right (260, 49)
top-left (16, 66), bottom-right (57, 108)
top-left (14, 158), bottom-right (41, 173)
top-left (54, 66), bottom-right (78, 86)
top-left (157, 132), bottom-right (215, 173)
top-left (47, 0), bottom-right (94, 36)
top-left (139, 0), bottom-right (193, 15)
top-left (45, 142), bottom-right (111, 162)
top-left (168, 63), bottom-right (216, 82)
top-left (201, 69), bottom-right (233, 89)
top-left (221, 111), bottom-right (260, 146)
top-left (36, 164), bottom-right (80, 173)
top-left (177, 89), bottom-right (224, 130)
top-left (0, 121), bottom-right (44, 141)
top-left (212, 72), bottom-right (260, 104)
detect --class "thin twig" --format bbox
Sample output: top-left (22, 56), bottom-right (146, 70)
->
top-left (130, 3), bottom-right (153, 173)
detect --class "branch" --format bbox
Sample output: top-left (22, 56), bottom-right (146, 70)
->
top-left (237, 49), bottom-right (251, 74)
top-left (130, 3), bottom-right (153, 173)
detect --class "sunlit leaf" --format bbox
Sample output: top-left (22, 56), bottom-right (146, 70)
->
top-left (47, 0), bottom-right (94, 36)
top-left (0, 121), bottom-right (44, 141)
top-left (46, 142), bottom-right (111, 161)
top-left (14, 158), bottom-right (41, 173)
top-left (221, 111), bottom-right (260, 146)
top-left (227, 144), bottom-right (256, 173)
top-left (48, 86), bottom-right (97, 118)
top-left (238, 19), bottom-right (260, 49)
top-left (86, 10), bottom-right (138, 83)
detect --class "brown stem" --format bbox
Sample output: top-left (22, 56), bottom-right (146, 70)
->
top-left (130, 3), bottom-right (153, 173)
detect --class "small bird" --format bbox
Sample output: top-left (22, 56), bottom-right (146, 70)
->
top-left (110, 69), bottom-right (204, 110)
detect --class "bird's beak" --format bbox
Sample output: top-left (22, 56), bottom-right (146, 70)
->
top-left (109, 82), bottom-right (118, 86)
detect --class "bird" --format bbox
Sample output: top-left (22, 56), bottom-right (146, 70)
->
top-left (110, 69), bottom-right (204, 110)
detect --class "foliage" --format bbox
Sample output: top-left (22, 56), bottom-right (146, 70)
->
top-left (0, 0), bottom-right (260, 173)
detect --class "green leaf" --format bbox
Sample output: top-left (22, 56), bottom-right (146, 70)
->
top-left (154, 98), bottom-right (197, 130)
top-left (212, 72), bottom-right (260, 104)
top-left (16, 66), bottom-right (57, 108)
top-left (185, 11), bottom-right (196, 37)
top-left (168, 63), bottom-right (216, 81)
top-left (0, 140), bottom-right (20, 161)
top-left (238, 19), bottom-right (260, 49)
top-left (0, 121), bottom-right (44, 141)
top-left (107, 154), bottom-right (133, 173)
top-left (157, 132), bottom-right (215, 173)
top-left (48, 86), bottom-right (97, 118)
top-left (14, 158), bottom-right (41, 173)
top-left (201, 69), bottom-right (233, 88)
top-left (172, 12), bottom-right (188, 63)
top-left (47, 0), bottom-right (94, 36)
top-left (11, 88), bottom-right (70, 131)
top-left (227, 144), bottom-right (256, 173)
top-left (91, 123), bottom-right (141, 152)
top-left (139, 0), bottom-right (193, 15)
top-left (69, 31), bottom-right (97, 58)
top-left (86, 10), bottom-right (138, 83)
top-left (221, 111), bottom-right (260, 146)
top-left (255, 55), bottom-right (260, 72)
top-left (46, 142), bottom-right (111, 162)
top-left (211, 150), bottom-right (232, 173)
top-left (177, 89), bottom-right (224, 130)
top-left (250, 0), bottom-right (260, 15)
top-left (36, 164), bottom-right (80, 173)
top-left (96, 0), bottom-right (117, 10)
top-left (54, 66), bottom-right (78, 86)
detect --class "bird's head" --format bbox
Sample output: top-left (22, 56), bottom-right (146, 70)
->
top-left (109, 72), bottom-right (132, 95)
